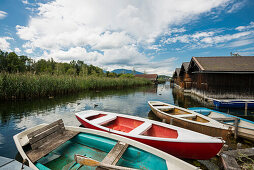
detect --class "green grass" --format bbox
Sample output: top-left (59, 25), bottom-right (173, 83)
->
top-left (0, 73), bottom-right (151, 100)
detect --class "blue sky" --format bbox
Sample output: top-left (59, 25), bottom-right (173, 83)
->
top-left (0, 0), bottom-right (254, 75)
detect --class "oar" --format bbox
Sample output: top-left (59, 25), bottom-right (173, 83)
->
top-left (74, 154), bottom-right (137, 170)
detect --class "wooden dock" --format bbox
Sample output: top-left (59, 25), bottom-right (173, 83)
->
top-left (0, 156), bottom-right (32, 170)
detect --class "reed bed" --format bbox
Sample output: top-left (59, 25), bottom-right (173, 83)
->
top-left (0, 73), bottom-right (151, 100)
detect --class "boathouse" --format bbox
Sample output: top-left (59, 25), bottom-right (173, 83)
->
top-left (179, 62), bottom-right (192, 90)
top-left (135, 74), bottom-right (158, 83)
top-left (187, 56), bottom-right (254, 98)
top-left (172, 68), bottom-right (181, 86)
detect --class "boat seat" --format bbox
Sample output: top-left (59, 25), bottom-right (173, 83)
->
top-left (26, 119), bottom-right (79, 163)
top-left (77, 111), bottom-right (99, 119)
top-left (96, 141), bottom-right (129, 170)
top-left (175, 114), bottom-right (197, 119)
top-left (90, 115), bottom-right (117, 125)
top-left (155, 106), bottom-right (174, 111)
top-left (129, 122), bottom-right (152, 135)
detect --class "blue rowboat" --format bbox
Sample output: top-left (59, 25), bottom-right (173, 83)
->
top-left (213, 99), bottom-right (254, 108)
top-left (13, 120), bottom-right (198, 170)
top-left (188, 107), bottom-right (254, 141)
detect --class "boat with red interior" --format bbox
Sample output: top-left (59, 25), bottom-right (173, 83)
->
top-left (75, 110), bottom-right (224, 160)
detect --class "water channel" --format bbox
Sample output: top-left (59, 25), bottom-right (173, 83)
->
top-left (0, 82), bottom-right (253, 165)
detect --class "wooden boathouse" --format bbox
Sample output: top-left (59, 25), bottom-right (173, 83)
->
top-left (172, 68), bottom-right (181, 86)
top-left (135, 74), bottom-right (158, 83)
top-left (187, 56), bottom-right (254, 98)
top-left (179, 62), bottom-right (192, 90)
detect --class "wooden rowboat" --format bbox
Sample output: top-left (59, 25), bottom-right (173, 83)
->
top-left (13, 119), bottom-right (198, 170)
top-left (148, 101), bottom-right (231, 140)
top-left (75, 110), bottom-right (224, 160)
top-left (188, 107), bottom-right (254, 141)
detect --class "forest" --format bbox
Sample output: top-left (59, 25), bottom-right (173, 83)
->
top-left (0, 50), bottom-right (151, 100)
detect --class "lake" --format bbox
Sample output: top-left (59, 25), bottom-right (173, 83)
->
top-left (0, 82), bottom-right (253, 159)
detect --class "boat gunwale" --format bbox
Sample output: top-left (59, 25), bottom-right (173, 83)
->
top-left (75, 110), bottom-right (224, 144)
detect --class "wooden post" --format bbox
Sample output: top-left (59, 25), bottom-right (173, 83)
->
top-left (162, 119), bottom-right (166, 123)
top-left (170, 118), bottom-right (174, 125)
top-left (234, 118), bottom-right (239, 139)
top-left (245, 102), bottom-right (248, 116)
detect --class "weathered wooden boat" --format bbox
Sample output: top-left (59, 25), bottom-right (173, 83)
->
top-left (75, 110), bottom-right (224, 160)
top-left (213, 99), bottom-right (254, 108)
top-left (148, 101), bottom-right (231, 140)
top-left (188, 107), bottom-right (254, 141)
top-left (13, 119), bottom-right (198, 170)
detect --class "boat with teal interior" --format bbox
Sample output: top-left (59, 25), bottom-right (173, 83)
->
top-left (188, 107), bottom-right (254, 141)
top-left (13, 119), bottom-right (198, 170)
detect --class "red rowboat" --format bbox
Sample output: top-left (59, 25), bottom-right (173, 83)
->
top-left (75, 110), bottom-right (224, 160)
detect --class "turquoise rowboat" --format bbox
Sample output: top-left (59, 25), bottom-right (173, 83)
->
top-left (13, 120), bottom-right (198, 170)
top-left (188, 107), bottom-right (254, 141)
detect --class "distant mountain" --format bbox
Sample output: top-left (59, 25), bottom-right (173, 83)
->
top-left (111, 69), bottom-right (143, 75)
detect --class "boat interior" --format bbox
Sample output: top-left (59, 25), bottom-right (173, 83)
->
top-left (151, 102), bottom-right (209, 123)
top-left (23, 119), bottom-right (168, 170)
top-left (86, 114), bottom-right (178, 138)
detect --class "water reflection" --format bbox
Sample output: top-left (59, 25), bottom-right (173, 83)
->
top-left (0, 82), bottom-right (253, 159)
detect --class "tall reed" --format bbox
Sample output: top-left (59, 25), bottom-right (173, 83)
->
top-left (0, 73), bottom-right (151, 100)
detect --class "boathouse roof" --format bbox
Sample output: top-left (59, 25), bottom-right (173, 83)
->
top-left (135, 74), bottom-right (158, 81)
top-left (179, 62), bottom-right (190, 76)
top-left (173, 68), bottom-right (181, 77)
top-left (189, 56), bottom-right (254, 73)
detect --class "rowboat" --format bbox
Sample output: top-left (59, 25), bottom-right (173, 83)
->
top-left (148, 101), bottom-right (231, 140)
top-left (75, 110), bottom-right (224, 160)
top-left (188, 107), bottom-right (254, 141)
top-left (213, 99), bottom-right (254, 108)
top-left (13, 119), bottom-right (198, 170)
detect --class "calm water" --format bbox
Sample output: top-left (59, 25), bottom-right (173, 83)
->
top-left (0, 82), bottom-right (253, 159)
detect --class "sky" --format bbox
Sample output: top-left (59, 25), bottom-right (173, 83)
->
top-left (0, 0), bottom-right (254, 75)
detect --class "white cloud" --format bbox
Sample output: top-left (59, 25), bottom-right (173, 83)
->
top-left (0, 37), bottom-right (13, 51)
top-left (25, 48), bottom-right (33, 54)
top-left (226, 0), bottom-right (245, 13)
top-left (16, 0), bottom-right (231, 75)
top-left (14, 48), bottom-right (21, 53)
top-left (228, 39), bottom-right (254, 47)
top-left (235, 22), bottom-right (254, 31)
top-left (0, 11), bottom-right (7, 19)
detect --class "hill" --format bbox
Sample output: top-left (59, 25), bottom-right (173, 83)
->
top-left (111, 69), bottom-right (143, 75)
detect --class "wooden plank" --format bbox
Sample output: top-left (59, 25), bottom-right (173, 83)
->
top-left (30, 127), bottom-right (65, 150)
top-left (27, 130), bottom-right (79, 163)
top-left (29, 123), bottom-right (64, 145)
top-left (221, 153), bottom-right (241, 170)
top-left (27, 119), bottom-right (64, 139)
top-left (96, 141), bottom-right (129, 170)
top-left (129, 122), bottom-right (152, 135)
top-left (213, 117), bottom-right (237, 121)
top-left (223, 148), bottom-right (254, 157)
top-left (90, 115), bottom-right (117, 125)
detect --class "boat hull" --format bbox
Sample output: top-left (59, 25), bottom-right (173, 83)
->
top-left (189, 107), bottom-right (254, 141)
top-left (76, 116), bottom-right (224, 160)
top-left (149, 104), bottom-right (230, 140)
top-left (213, 100), bottom-right (254, 108)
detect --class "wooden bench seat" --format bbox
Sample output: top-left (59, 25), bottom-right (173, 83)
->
top-left (96, 141), bottom-right (129, 170)
top-left (26, 119), bottom-right (79, 163)
top-left (129, 122), bottom-right (152, 135)
top-left (90, 115), bottom-right (117, 125)
top-left (155, 106), bottom-right (174, 111)
top-left (174, 114), bottom-right (196, 119)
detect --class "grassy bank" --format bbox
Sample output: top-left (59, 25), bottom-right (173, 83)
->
top-left (0, 73), bottom-right (151, 100)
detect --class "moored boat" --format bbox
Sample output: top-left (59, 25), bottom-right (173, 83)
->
top-left (213, 99), bottom-right (254, 108)
top-left (188, 107), bottom-right (254, 141)
top-left (75, 110), bottom-right (224, 160)
top-left (148, 101), bottom-right (231, 140)
top-left (13, 119), bottom-right (198, 170)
